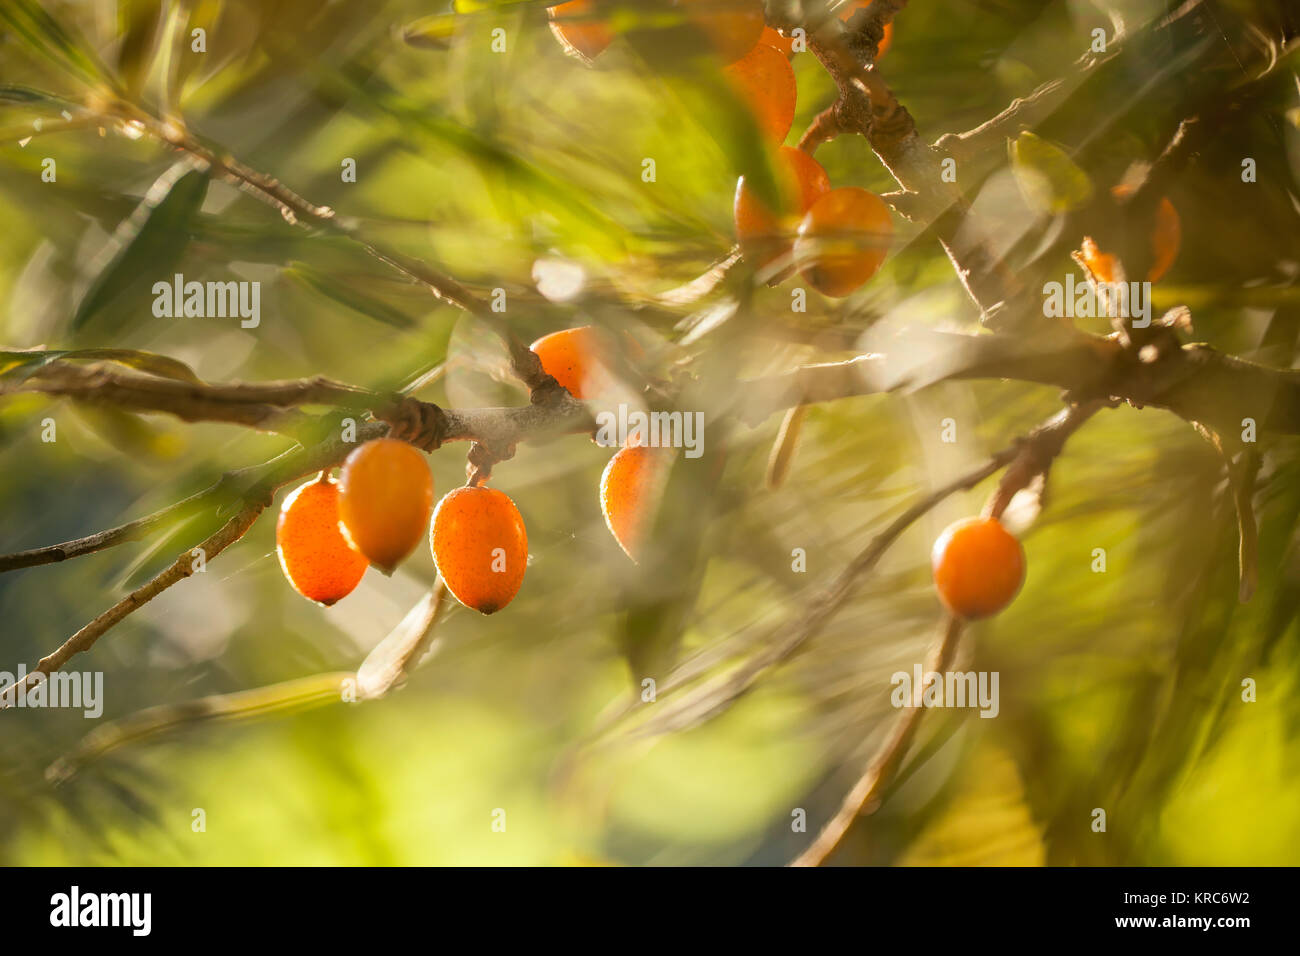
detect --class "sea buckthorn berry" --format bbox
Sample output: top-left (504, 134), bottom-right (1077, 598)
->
top-left (679, 0), bottom-right (765, 63)
top-left (735, 146), bottom-right (831, 269)
top-left (276, 477), bottom-right (369, 606)
top-left (600, 444), bottom-right (674, 563)
top-left (1079, 185), bottom-right (1181, 284)
top-left (338, 437), bottom-right (434, 574)
top-left (838, 1), bottom-right (894, 58)
top-left (548, 0), bottom-right (613, 63)
top-left (931, 516), bottom-right (1026, 619)
top-left (530, 325), bottom-right (615, 400)
top-left (431, 486), bottom-right (529, 614)
top-left (724, 42), bottom-right (798, 144)
top-left (760, 25), bottom-right (794, 56)
top-left (793, 186), bottom-right (894, 297)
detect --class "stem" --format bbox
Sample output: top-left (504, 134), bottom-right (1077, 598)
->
top-left (791, 615), bottom-right (964, 867)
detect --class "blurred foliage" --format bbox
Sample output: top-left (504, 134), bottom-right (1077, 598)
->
top-left (1, 0), bottom-right (1299, 866)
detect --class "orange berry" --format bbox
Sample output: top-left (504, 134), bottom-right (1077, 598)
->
top-left (1080, 185), bottom-right (1181, 284)
top-left (431, 485), bottom-right (529, 614)
top-left (794, 186), bottom-right (893, 297)
top-left (276, 477), bottom-right (369, 606)
top-left (337, 438), bottom-right (434, 573)
top-left (678, 0), bottom-right (765, 62)
top-left (735, 146), bottom-right (831, 269)
top-left (530, 325), bottom-right (615, 400)
top-left (760, 25), bottom-right (794, 56)
top-left (600, 444), bottom-right (674, 563)
top-left (837, 1), bottom-right (894, 58)
top-left (931, 517), bottom-right (1025, 619)
top-left (548, 0), bottom-right (613, 63)
top-left (724, 41), bottom-right (797, 144)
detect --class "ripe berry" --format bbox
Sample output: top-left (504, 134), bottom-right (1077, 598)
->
top-left (724, 42), bottom-right (797, 144)
top-left (338, 438), bottom-right (434, 574)
top-left (838, 1), bottom-right (894, 58)
top-left (600, 444), bottom-right (674, 563)
top-left (548, 0), bottom-right (613, 63)
top-left (431, 485), bottom-right (529, 614)
top-left (530, 325), bottom-right (615, 400)
top-left (276, 476), bottom-right (369, 606)
top-left (735, 146), bottom-right (831, 270)
top-left (931, 517), bottom-right (1025, 619)
top-left (793, 186), bottom-right (893, 297)
top-left (760, 26), bottom-right (794, 56)
top-left (1079, 185), bottom-right (1181, 284)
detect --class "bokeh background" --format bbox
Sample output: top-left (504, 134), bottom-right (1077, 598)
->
top-left (2, 0), bottom-right (1299, 865)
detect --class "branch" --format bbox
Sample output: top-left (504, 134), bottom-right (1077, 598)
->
top-left (3, 361), bottom-right (377, 439)
top-left (8, 319), bottom-right (1298, 582)
top-left (0, 364), bottom-right (592, 575)
top-left (46, 582), bottom-right (449, 782)
top-left (789, 400), bottom-right (1099, 866)
top-left (735, 328), bottom-right (1300, 439)
top-left (791, 615), bottom-right (964, 866)
top-left (103, 101), bottom-right (557, 396)
top-left (931, 21), bottom-right (1127, 164)
top-left (0, 501), bottom-right (264, 709)
top-left (619, 451), bottom-right (1009, 741)
top-left (0, 479), bottom-right (233, 573)
top-left (798, 9), bottom-right (1025, 319)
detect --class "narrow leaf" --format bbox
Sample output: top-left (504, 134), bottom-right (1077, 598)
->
top-left (72, 162), bottom-right (211, 331)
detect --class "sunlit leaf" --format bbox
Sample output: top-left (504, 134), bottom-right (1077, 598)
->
top-left (1009, 130), bottom-right (1093, 214)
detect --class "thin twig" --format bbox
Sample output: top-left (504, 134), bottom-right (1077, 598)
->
top-left (789, 400), bottom-right (1102, 865)
top-left (0, 502), bottom-right (264, 709)
top-left (110, 102), bottom-right (557, 395)
top-left (613, 448), bottom-right (1015, 741)
top-left (791, 615), bottom-right (964, 866)
top-left (46, 581), bottom-right (451, 781)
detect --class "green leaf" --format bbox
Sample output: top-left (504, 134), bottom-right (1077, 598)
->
top-left (401, 13), bottom-right (460, 49)
top-left (1009, 131), bottom-right (1093, 214)
top-left (71, 162), bottom-right (211, 332)
top-left (0, 85), bottom-right (69, 107)
top-left (0, 348), bottom-right (202, 384)
top-left (283, 261), bottom-right (415, 329)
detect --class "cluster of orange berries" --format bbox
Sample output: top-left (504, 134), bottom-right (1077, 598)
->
top-left (277, 439), bottom-right (526, 616)
top-left (275, 327), bottom-right (668, 616)
top-left (547, 1), bottom-right (896, 298)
